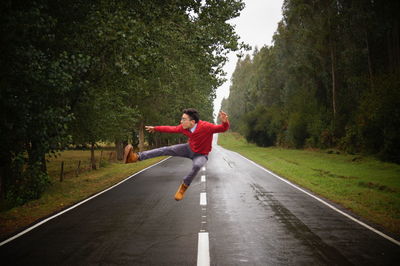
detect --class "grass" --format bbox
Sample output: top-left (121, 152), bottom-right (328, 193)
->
top-left (0, 149), bottom-right (166, 240)
top-left (218, 132), bottom-right (400, 236)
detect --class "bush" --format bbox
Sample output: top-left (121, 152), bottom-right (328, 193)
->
top-left (339, 125), bottom-right (361, 154)
top-left (242, 105), bottom-right (283, 147)
top-left (5, 163), bottom-right (51, 207)
top-left (287, 112), bottom-right (308, 148)
top-left (356, 74), bottom-right (400, 163)
top-left (305, 110), bottom-right (331, 148)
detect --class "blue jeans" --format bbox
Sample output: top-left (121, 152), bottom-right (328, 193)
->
top-left (138, 143), bottom-right (208, 186)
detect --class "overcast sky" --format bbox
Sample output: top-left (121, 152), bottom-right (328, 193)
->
top-left (213, 0), bottom-right (284, 120)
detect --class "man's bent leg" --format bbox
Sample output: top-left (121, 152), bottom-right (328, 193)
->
top-left (139, 143), bottom-right (191, 161)
top-left (182, 155), bottom-right (208, 186)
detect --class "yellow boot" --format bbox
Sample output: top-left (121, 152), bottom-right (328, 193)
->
top-left (123, 144), bottom-right (139, 164)
top-left (174, 183), bottom-right (189, 201)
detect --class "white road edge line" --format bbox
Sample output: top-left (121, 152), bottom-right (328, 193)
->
top-left (197, 232), bottom-right (210, 266)
top-left (0, 157), bottom-right (172, 247)
top-left (200, 192), bottom-right (207, 206)
top-left (233, 151), bottom-right (400, 247)
top-left (201, 175), bottom-right (206, 182)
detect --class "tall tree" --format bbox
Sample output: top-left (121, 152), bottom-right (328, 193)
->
top-left (224, 0), bottom-right (400, 162)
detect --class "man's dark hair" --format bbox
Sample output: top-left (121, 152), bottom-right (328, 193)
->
top-left (183, 108), bottom-right (200, 123)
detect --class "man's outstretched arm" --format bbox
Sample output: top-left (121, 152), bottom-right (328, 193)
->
top-left (145, 125), bottom-right (183, 134)
top-left (210, 111), bottom-right (230, 133)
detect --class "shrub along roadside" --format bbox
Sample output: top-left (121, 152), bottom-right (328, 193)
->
top-left (218, 132), bottom-right (400, 237)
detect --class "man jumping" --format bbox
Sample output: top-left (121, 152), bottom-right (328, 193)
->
top-left (123, 108), bottom-right (230, 201)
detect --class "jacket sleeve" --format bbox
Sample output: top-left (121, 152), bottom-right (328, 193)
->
top-left (154, 124), bottom-right (184, 134)
top-left (209, 121), bottom-right (230, 133)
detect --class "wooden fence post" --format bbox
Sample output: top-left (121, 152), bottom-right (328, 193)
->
top-left (76, 160), bottom-right (81, 177)
top-left (60, 161), bottom-right (64, 182)
top-left (99, 150), bottom-right (103, 168)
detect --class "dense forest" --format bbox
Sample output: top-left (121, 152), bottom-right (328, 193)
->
top-left (222, 0), bottom-right (400, 163)
top-left (0, 0), bottom-right (247, 205)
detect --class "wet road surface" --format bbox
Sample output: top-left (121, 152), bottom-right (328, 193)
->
top-left (1, 135), bottom-right (399, 265)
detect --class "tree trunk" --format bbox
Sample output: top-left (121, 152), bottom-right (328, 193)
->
top-left (115, 140), bottom-right (124, 161)
top-left (28, 141), bottom-right (47, 174)
top-left (27, 141), bottom-right (36, 166)
top-left (330, 44), bottom-right (337, 124)
top-left (0, 155), bottom-right (12, 199)
top-left (90, 142), bottom-right (97, 170)
top-left (388, 19), bottom-right (400, 73)
top-left (138, 121), bottom-right (145, 152)
top-left (41, 154), bottom-right (47, 173)
top-left (0, 165), bottom-right (4, 199)
top-left (365, 30), bottom-right (373, 86)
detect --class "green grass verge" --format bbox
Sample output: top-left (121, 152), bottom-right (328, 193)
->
top-left (0, 150), bottom-right (166, 240)
top-left (218, 132), bottom-right (400, 236)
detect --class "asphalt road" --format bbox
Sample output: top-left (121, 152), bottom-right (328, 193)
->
top-left (1, 135), bottom-right (399, 265)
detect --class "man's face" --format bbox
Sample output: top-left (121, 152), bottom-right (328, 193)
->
top-left (181, 113), bottom-right (196, 129)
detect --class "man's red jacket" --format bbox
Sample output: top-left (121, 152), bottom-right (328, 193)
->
top-left (154, 120), bottom-right (230, 155)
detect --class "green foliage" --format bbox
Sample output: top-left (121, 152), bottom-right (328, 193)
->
top-left (357, 74), bottom-right (400, 162)
top-left (339, 125), bottom-right (360, 154)
top-left (6, 162), bottom-right (51, 207)
top-left (242, 105), bottom-right (284, 147)
top-left (0, 0), bottom-right (247, 205)
top-left (287, 112), bottom-right (308, 148)
top-left (223, 0), bottom-right (400, 163)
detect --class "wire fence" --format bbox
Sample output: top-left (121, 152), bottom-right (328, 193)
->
top-left (56, 151), bottom-right (118, 182)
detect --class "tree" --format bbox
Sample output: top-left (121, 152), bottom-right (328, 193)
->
top-left (223, 0), bottom-right (400, 162)
top-left (0, 0), bottom-right (248, 206)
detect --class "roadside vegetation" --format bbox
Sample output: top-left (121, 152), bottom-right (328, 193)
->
top-left (219, 132), bottom-right (400, 236)
top-left (221, 1), bottom-right (400, 163)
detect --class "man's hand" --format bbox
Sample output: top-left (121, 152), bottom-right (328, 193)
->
top-left (145, 126), bottom-right (156, 133)
top-left (219, 111), bottom-right (229, 123)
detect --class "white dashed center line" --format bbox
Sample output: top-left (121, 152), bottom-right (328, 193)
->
top-left (200, 192), bottom-right (207, 206)
top-left (197, 232), bottom-right (210, 266)
top-left (197, 165), bottom-right (210, 266)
